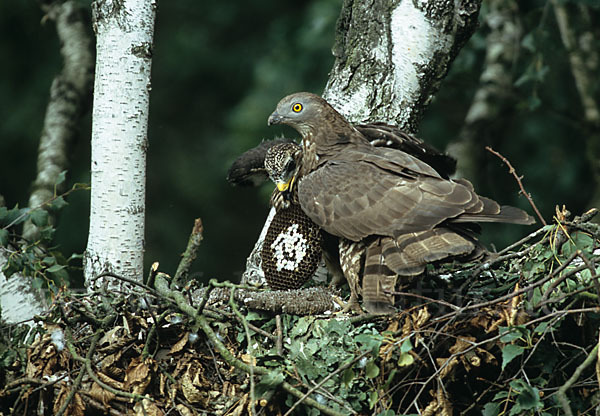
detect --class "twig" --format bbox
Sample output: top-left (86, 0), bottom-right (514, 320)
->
top-left (94, 271), bottom-right (161, 298)
top-left (433, 250), bottom-right (584, 323)
top-left (56, 330), bottom-right (102, 416)
top-left (485, 146), bottom-right (546, 225)
top-left (390, 291), bottom-right (460, 311)
top-left (153, 273), bottom-right (346, 416)
top-left (228, 285), bottom-right (256, 416)
top-left (172, 218), bottom-right (204, 288)
top-left (556, 343), bottom-right (599, 416)
top-left (283, 351), bottom-right (368, 416)
top-left (275, 315), bottom-right (284, 356)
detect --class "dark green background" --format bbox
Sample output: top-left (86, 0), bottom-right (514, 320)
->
top-left (1, 0), bottom-right (597, 285)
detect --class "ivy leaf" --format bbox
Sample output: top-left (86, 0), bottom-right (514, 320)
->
top-left (501, 344), bottom-right (524, 370)
top-left (30, 209), bottom-right (49, 227)
top-left (55, 170), bottom-right (67, 186)
top-left (509, 379), bottom-right (542, 413)
top-left (48, 196), bottom-right (68, 212)
top-left (290, 316), bottom-right (314, 338)
top-left (482, 402), bottom-right (500, 416)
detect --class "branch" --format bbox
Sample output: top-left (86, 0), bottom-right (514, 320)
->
top-left (556, 343), bottom-right (599, 416)
top-left (172, 218), bottom-right (204, 288)
top-left (153, 273), bottom-right (346, 416)
top-left (485, 146), bottom-right (546, 225)
top-left (24, 0), bottom-right (94, 241)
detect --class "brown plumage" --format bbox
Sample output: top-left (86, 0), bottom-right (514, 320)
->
top-left (268, 92), bottom-right (535, 312)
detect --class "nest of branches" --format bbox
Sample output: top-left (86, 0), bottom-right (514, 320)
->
top-left (1, 209), bottom-right (600, 416)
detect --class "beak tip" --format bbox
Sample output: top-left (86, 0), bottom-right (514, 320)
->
top-left (268, 112), bottom-right (280, 126)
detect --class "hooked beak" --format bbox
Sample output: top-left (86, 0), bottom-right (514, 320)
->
top-left (268, 111), bottom-right (283, 126)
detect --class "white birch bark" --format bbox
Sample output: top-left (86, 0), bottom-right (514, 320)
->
top-left (84, 0), bottom-right (156, 290)
top-left (324, 0), bottom-right (481, 129)
top-left (0, 248), bottom-right (48, 324)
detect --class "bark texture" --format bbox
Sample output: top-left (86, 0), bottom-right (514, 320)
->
top-left (84, 0), bottom-right (156, 289)
top-left (446, 0), bottom-right (521, 184)
top-left (0, 248), bottom-right (48, 324)
top-left (23, 0), bottom-right (94, 241)
top-left (324, 0), bottom-right (481, 131)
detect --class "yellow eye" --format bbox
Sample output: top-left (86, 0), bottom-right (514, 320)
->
top-left (292, 103), bottom-right (303, 113)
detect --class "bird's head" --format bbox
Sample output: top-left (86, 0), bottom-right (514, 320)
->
top-left (264, 142), bottom-right (302, 193)
top-left (267, 92), bottom-right (331, 136)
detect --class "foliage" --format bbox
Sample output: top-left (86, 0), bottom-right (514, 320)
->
top-left (0, 173), bottom-right (87, 295)
top-left (1, 214), bottom-right (599, 415)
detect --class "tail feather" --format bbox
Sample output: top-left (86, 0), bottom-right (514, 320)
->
top-left (383, 229), bottom-right (477, 276)
top-left (454, 205), bottom-right (535, 225)
top-left (362, 238), bottom-right (397, 313)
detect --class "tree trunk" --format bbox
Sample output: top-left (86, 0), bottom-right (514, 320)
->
top-left (324, 0), bottom-right (481, 130)
top-left (552, 1), bottom-right (600, 212)
top-left (1, 0), bottom-right (92, 324)
top-left (23, 0), bottom-right (94, 242)
top-left (446, 0), bottom-right (521, 185)
top-left (84, 0), bottom-right (156, 290)
top-left (243, 0), bottom-right (482, 282)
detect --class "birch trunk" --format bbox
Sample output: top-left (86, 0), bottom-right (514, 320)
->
top-left (324, 0), bottom-right (481, 129)
top-left (23, 0), bottom-right (94, 242)
top-left (84, 0), bottom-right (156, 290)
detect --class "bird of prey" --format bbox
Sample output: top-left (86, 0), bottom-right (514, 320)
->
top-left (267, 92), bottom-right (535, 312)
top-left (228, 125), bottom-right (457, 295)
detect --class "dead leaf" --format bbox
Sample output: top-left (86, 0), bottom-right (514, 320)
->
top-left (169, 332), bottom-right (189, 355)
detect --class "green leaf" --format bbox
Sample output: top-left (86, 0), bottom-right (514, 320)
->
top-left (375, 411), bottom-right (397, 416)
top-left (0, 229), bottom-right (8, 246)
top-left (400, 338), bottom-right (413, 353)
top-left (397, 352), bottom-right (414, 367)
top-left (533, 321), bottom-right (549, 334)
top-left (30, 210), bottom-right (49, 227)
top-left (48, 196), bottom-right (68, 212)
top-left (255, 370), bottom-right (284, 398)
top-left (341, 367), bottom-right (355, 386)
top-left (499, 326), bottom-right (528, 343)
top-left (55, 170), bottom-right (67, 186)
top-left (521, 32), bottom-right (536, 52)
top-left (290, 316), bottom-right (314, 338)
top-left (365, 360), bottom-right (379, 379)
top-left (493, 391), bottom-right (509, 400)
top-left (32, 277), bottom-right (45, 289)
top-left (1, 206), bottom-right (29, 227)
top-left (245, 311), bottom-right (266, 321)
top-left (47, 264), bottom-right (66, 273)
top-left (509, 379), bottom-right (543, 410)
top-left (368, 390), bottom-right (378, 409)
top-left (501, 344), bottom-right (524, 370)
top-left (355, 332), bottom-right (383, 355)
top-left (482, 402), bottom-right (500, 416)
